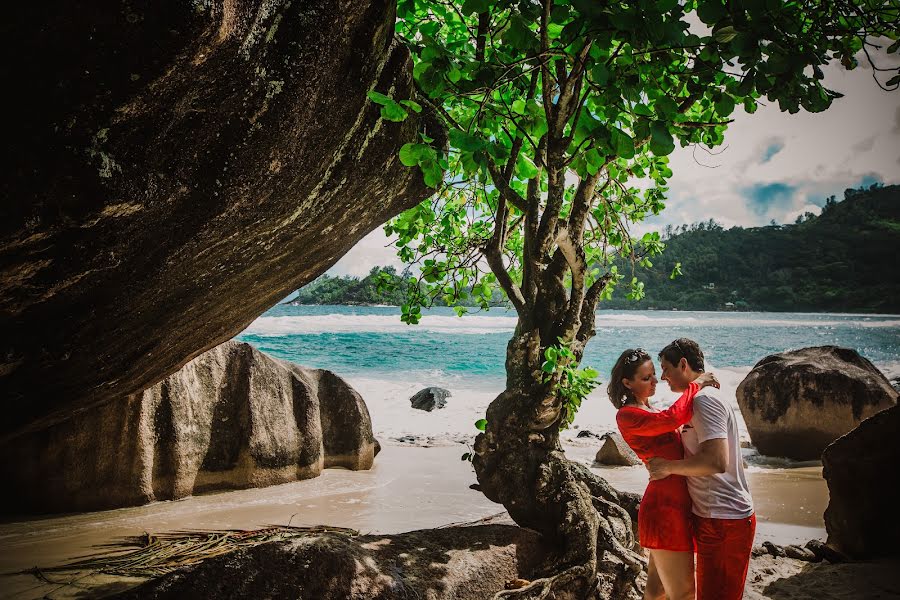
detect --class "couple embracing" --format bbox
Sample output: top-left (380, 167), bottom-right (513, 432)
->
top-left (610, 338), bottom-right (755, 600)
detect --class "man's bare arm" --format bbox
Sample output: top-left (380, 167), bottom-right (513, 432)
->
top-left (647, 438), bottom-right (728, 480)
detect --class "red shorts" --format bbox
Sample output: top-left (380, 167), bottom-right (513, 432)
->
top-left (693, 513), bottom-right (756, 600)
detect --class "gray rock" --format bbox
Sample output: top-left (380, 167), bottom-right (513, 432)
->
top-left (115, 523), bottom-right (549, 600)
top-left (595, 432), bottom-right (642, 466)
top-left (0, 341), bottom-right (376, 514)
top-left (783, 545), bottom-right (819, 562)
top-left (410, 387), bottom-right (451, 411)
top-left (763, 541), bottom-right (786, 558)
top-left (805, 539), bottom-right (849, 563)
top-left (822, 403), bottom-right (900, 558)
top-left (0, 0), bottom-right (441, 440)
top-left (736, 346), bottom-right (897, 460)
top-left (576, 430), bottom-right (602, 439)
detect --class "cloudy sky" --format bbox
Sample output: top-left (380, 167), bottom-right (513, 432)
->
top-left (331, 47), bottom-right (900, 277)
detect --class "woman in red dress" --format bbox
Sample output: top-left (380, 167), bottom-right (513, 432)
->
top-left (609, 348), bottom-right (719, 600)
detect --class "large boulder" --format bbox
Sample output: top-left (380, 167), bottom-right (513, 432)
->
top-left (116, 523), bottom-right (548, 600)
top-left (736, 346), bottom-right (897, 460)
top-left (595, 432), bottom-right (642, 467)
top-left (823, 403), bottom-right (900, 558)
top-left (0, 341), bottom-right (377, 514)
top-left (0, 0), bottom-right (441, 440)
top-left (114, 517), bottom-right (641, 600)
top-left (410, 386), bottom-right (451, 411)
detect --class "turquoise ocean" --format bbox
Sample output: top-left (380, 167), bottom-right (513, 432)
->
top-left (237, 305), bottom-right (900, 462)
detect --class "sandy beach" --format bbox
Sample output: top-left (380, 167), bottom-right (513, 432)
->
top-left (0, 442), bottom-right (843, 599)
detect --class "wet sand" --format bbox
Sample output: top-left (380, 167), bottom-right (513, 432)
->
top-left (0, 444), bottom-right (830, 599)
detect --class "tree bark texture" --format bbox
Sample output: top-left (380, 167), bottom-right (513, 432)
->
top-left (473, 325), bottom-right (645, 599)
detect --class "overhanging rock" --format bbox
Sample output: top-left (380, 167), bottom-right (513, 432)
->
top-left (0, 0), bottom-right (441, 439)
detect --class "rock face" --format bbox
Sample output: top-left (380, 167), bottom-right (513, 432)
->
top-left (736, 346), bottom-right (897, 460)
top-left (114, 523), bottom-right (561, 600)
top-left (0, 0), bottom-right (441, 440)
top-left (409, 387), bottom-right (451, 411)
top-left (0, 341), bottom-right (377, 514)
top-left (595, 432), bottom-right (642, 467)
top-left (823, 403), bottom-right (900, 558)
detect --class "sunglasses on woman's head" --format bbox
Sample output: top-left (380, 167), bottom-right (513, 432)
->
top-left (626, 349), bottom-right (647, 363)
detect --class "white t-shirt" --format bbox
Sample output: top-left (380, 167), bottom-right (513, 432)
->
top-left (681, 392), bottom-right (754, 519)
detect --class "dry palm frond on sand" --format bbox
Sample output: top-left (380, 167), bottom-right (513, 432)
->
top-left (18, 524), bottom-right (358, 580)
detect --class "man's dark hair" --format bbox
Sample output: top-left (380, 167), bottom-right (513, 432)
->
top-left (659, 338), bottom-right (705, 372)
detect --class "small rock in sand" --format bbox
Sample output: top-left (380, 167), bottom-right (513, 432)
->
top-left (410, 387), bottom-right (451, 411)
top-left (763, 541), bottom-right (786, 558)
top-left (595, 433), bottom-right (642, 466)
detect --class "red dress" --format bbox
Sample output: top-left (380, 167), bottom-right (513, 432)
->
top-left (616, 382), bottom-right (700, 551)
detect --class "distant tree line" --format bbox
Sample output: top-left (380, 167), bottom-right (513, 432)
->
top-left (289, 266), bottom-right (508, 308)
top-left (291, 184), bottom-right (898, 313)
top-left (603, 183), bottom-right (899, 312)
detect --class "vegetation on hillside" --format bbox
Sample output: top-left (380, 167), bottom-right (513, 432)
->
top-left (288, 266), bottom-right (508, 308)
top-left (604, 183), bottom-right (900, 312)
top-left (291, 184), bottom-right (899, 313)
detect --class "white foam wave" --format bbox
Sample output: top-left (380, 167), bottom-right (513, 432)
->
top-left (244, 312), bottom-right (900, 336)
top-left (243, 314), bottom-right (518, 336)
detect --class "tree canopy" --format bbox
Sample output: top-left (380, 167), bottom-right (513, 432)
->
top-left (380, 0), bottom-right (899, 327)
top-left (369, 4), bottom-right (899, 596)
top-left (290, 184), bottom-right (900, 313)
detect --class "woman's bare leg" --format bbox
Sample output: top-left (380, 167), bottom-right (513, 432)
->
top-left (644, 553), bottom-right (665, 600)
top-left (648, 549), bottom-right (695, 600)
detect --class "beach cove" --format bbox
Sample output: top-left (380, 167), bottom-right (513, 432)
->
top-left (2, 307), bottom-right (898, 598)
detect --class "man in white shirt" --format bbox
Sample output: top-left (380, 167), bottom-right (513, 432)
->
top-left (647, 338), bottom-right (755, 600)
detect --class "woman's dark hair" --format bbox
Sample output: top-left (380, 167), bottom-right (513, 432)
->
top-left (607, 348), bottom-right (652, 409)
top-left (658, 338), bottom-right (705, 372)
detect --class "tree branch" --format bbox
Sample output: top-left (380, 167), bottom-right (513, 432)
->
top-left (484, 245), bottom-right (526, 314)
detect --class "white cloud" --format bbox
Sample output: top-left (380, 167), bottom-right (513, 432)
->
top-left (333, 46), bottom-right (900, 275)
top-left (655, 48), bottom-right (900, 230)
top-left (328, 228), bottom-right (402, 277)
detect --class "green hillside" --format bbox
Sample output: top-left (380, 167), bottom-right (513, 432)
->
top-left (604, 183), bottom-right (900, 313)
top-left (290, 184), bottom-right (899, 313)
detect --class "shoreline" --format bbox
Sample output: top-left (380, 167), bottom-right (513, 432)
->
top-left (0, 444), bottom-right (831, 599)
top-left (279, 301), bottom-right (900, 316)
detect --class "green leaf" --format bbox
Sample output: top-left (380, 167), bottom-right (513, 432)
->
top-left (584, 148), bottom-right (604, 175)
top-left (461, 0), bottom-right (490, 16)
top-left (654, 96), bottom-right (678, 119)
top-left (516, 154), bottom-right (539, 179)
top-left (649, 122), bottom-right (675, 156)
top-left (697, 0), bottom-right (727, 25)
top-left (713, 25), bottom-right (738, 43)
top-left (714, 94), bottom-right (736, 117)
top-left (449, 129), bottom-right (484, 151)
top-left (591, 63), bottom-right (609, 86)
top-left (475, 418), bottom-right (488, 431)
top-left (670, 261), bottom-right (683, 280)
top-left (503, 15), bottom-right (536, 51)
top-left (399, 143), bottom-right (424, 167)
top-left (400, 99), bottom-right (422, 113)
top-left (367, 90), bottom-right (392, 106)
top-left (420, 159), bottom-right (444, 188)
top-left (611, 128), bottom-right (635, 159)
top-left (380, 100), bottom-right (409, 122)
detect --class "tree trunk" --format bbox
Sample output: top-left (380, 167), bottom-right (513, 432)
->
top-left (473, 324), bottom-right (646, 599)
